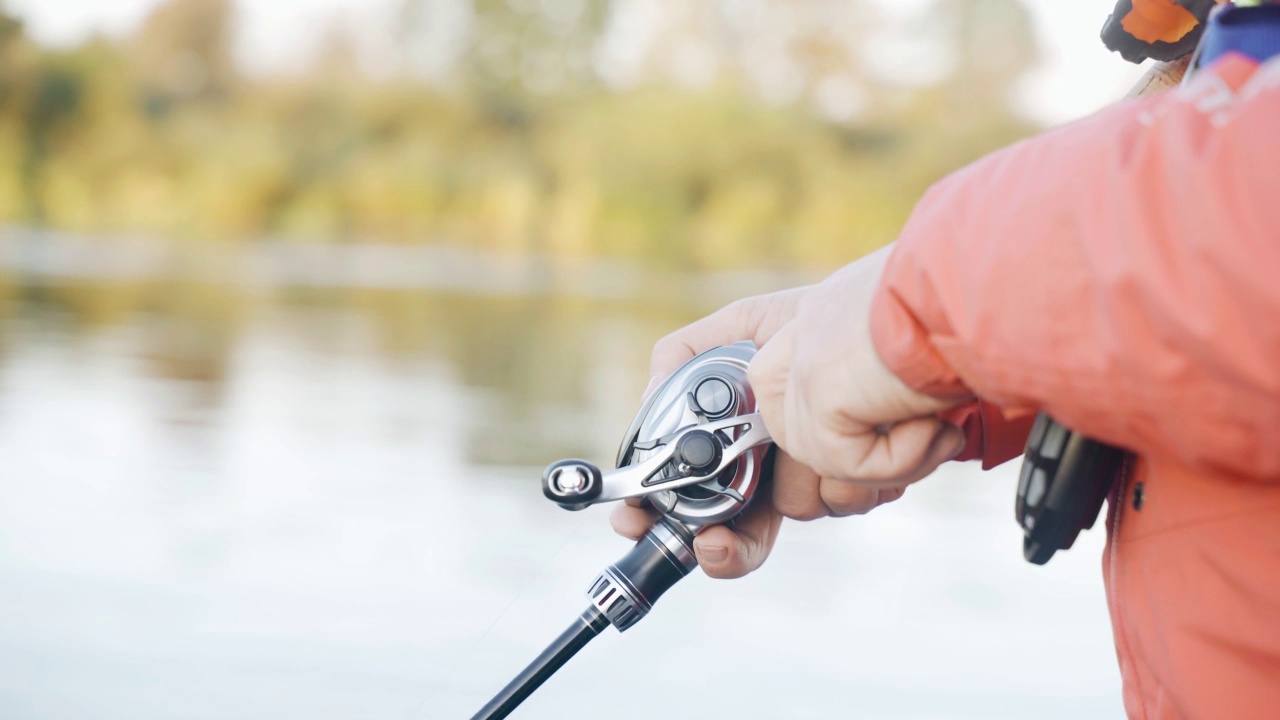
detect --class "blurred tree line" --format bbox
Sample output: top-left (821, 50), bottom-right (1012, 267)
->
top-left (0, 0), bottom-right (1041, 271)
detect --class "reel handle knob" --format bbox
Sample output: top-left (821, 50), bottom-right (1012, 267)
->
top-left (542, 459), bottom-right (602, 511)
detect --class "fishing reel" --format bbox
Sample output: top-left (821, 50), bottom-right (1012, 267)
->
top-left (473, 342), bottom-right (773, 719)
top-left (542, 340), bottom-right (770, 629)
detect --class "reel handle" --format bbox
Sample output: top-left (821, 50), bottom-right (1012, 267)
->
top-left (540, 413), bottom-right (770, 512)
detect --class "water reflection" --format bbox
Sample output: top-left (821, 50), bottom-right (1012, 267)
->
top-left (0, 238), bottom-right (1121, 719)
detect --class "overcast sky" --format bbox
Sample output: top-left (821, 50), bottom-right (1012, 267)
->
top-left (8, 0), bottom-right (1148, 125)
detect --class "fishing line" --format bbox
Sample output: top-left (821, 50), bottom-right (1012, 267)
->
top-left (416, 505), bottom-right (595, 716)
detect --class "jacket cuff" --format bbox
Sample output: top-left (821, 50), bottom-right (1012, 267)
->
top-left (870, 259), bottom-right (1033, 469)
top-left (941, 401), bottom-right (1036, 470)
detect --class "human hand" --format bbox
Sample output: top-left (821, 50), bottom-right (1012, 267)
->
top-left (749, 245), bottom-right (968, 491)
top-left (611, 245), bottom-right (968, 579)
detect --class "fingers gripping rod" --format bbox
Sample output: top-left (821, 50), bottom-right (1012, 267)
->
top-left (470, 343), bottom-right (772, 719)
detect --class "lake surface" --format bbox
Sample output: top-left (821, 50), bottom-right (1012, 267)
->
top-left (0, 233), bottom-right (1122, 719)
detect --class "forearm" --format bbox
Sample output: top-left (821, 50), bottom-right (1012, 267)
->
top-left (871, 56), bottom-right (1280, 477)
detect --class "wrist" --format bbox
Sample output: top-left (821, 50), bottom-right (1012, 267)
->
top-left (869, 282), bottom-right (974, 404)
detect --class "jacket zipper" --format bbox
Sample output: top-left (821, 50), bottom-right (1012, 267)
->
top-left (1108, 454), bottom-right (1147, 719)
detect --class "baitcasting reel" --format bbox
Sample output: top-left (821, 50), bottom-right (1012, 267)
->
top-left (472, 342), bottom-right (772, 719)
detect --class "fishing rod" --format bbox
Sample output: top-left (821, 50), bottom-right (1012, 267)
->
top-left (471, 341), bottom-right (772, 719)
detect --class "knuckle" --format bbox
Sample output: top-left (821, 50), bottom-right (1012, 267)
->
top-left (790, 431), bottom-right (839, 479)
top-left (721, 296), bottom-right (751, 319)
top-left (822, 481), bottom-right (880, 517)
top-left (877, 486), bottom-right (907, 505)
top-left (725, 295), bottom-right (764, 323)
top-left (649, 333), bottom-right (685, 368)
top-left (817, 429), bottom-right (874, 483)
top-left (774, 489), bottom-right (827, 522)
top-left (770, 464), bottom-right (823, 521)
top-left (746, 341), bottom-right (782, 384)
top-left (757, 403), bottom-right (786, 449)
top-left (828, 497), bottom-right (878, 517)
top-left (781, 505), bottom-right (827, 522)
top-left (841, 447), bottom-right (919, 486)
top-left (746, 359), bottom-right (770, 392)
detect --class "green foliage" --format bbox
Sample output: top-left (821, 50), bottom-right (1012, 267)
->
top-left (0, 0), bottom-right (1040, 271)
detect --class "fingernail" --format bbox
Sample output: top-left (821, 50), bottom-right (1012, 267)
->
top-left (946, 430), bottom-right (967, 460)
top-left (696, 544), bottom-right (727, 563)
top-left (641, 374), bottom-right (661, 400)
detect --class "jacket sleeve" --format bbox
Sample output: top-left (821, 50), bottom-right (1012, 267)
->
top-left (942, 401), bottom-right (1036, 470)
top-left (871, 55), bottom-right (1280, 480)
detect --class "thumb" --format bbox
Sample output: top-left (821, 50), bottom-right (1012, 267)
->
top-left (693, 526), bottom-right (761, 580)
top-left (691, 499), bottom-right (782, 580)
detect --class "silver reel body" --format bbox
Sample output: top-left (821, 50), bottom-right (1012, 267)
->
top-left (543, 341), bottom-right (770, 531)
top-left (539, 341), bottom-right (772, 631)
top-left (616, 341), bottom-right (768, 530)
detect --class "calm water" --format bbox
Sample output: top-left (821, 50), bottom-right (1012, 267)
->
top-left (0, 235), bottom-right (1122, 719)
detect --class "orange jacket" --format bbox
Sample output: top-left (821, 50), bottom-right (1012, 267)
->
top-left (870, 54), bottom-right (1280, 719)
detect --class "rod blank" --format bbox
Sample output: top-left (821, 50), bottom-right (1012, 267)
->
top-left (470, 607), bottom-right (609, 720)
